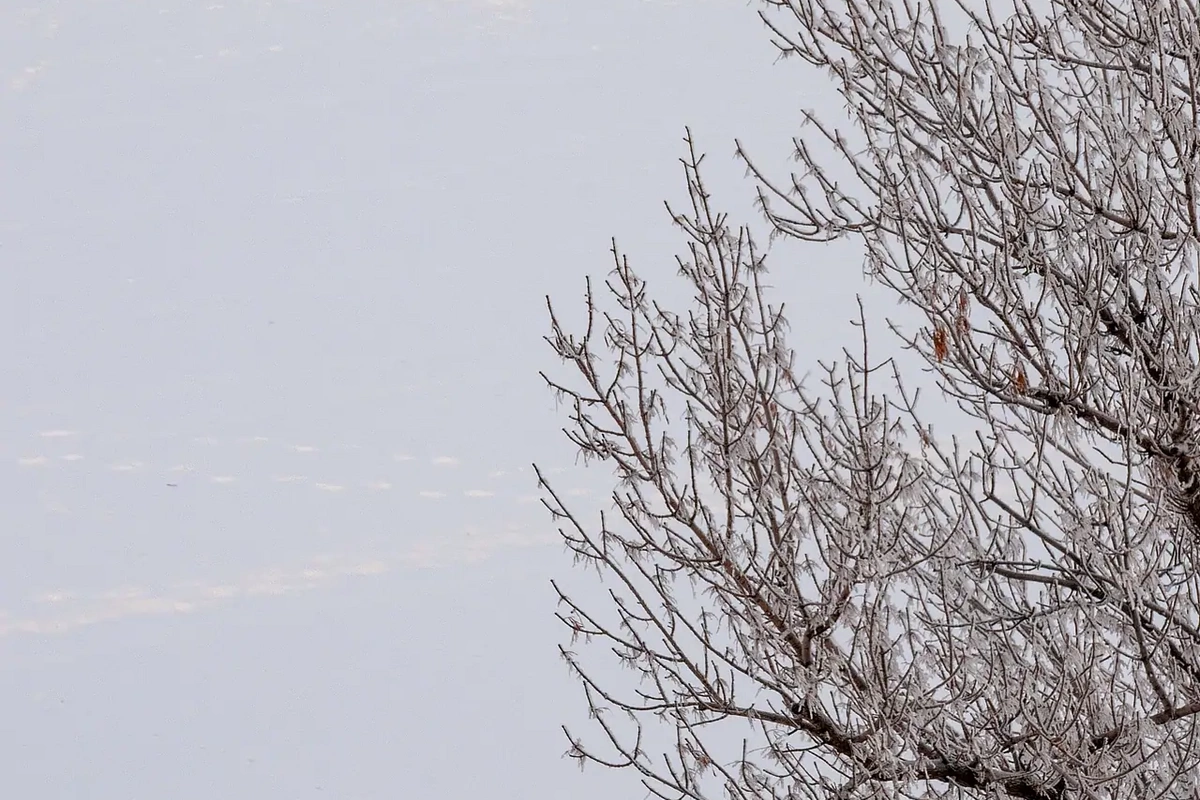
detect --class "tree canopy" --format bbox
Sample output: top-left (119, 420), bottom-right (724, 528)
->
top-left (540, 2), bottom-right (1200, 798)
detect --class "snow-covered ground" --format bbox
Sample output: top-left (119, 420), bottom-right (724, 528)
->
top-left (0, 1), bottom-right (864, 796)
top-left (6, 424), bottom-right (598, 628)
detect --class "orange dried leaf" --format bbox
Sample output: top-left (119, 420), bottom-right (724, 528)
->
top-left (1013, 364), bottom-right (1028, 395)
top-left (932, 327), bottom-right (949, 363)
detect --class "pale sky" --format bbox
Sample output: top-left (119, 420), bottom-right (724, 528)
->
top-left (0, 1), bottom-right (875, 796)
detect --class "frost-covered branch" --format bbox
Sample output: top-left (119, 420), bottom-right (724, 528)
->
top-left (541, 2), bottom-right (1200, 798)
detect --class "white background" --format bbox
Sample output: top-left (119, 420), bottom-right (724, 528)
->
top-left (0, 2), bottom-right (874, 796)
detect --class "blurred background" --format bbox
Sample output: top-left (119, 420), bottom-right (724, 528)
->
top-left (0, 1), bottom-right (870, 797)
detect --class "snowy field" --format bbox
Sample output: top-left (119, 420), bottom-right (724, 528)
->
top-left (6, 424), bottom-right (597, 631)
top-left (0, 1), bottom-right (862, 797)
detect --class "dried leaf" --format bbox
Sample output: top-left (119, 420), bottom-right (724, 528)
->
top-left (933, 326), bottom-right (949, 363)
top-left (1013, 364), bottom-right (1028, 395)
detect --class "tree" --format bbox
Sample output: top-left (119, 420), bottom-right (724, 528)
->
top-left (537, 1), bottom-right (1200, 798)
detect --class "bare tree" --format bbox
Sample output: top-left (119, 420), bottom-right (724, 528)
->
top-left (537, 1), bottom-right (1200, 798)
